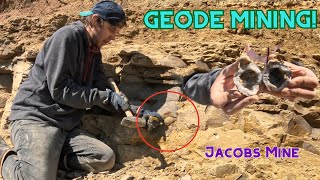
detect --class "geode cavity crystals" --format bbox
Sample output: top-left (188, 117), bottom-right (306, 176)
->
top-left (234, 52), bottom-right (292, 96)
top-left (234, 56), bottom-right (263, 96)
top-left (262, 59), bottom-right (292, 92)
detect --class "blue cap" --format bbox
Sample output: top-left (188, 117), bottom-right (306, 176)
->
top-left (80, 0), bottom-right (126, 26)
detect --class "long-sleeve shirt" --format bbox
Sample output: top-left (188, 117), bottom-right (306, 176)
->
top-left (9, 21), bottom-right (112, 131)
top-left (182, 68), bottom-right (222, 105)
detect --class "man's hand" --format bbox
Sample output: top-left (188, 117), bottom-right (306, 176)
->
top-left (262, 62), bottom-right (319, 100)
top-left (129, 105), bottom-right (163, 130)
top-left (142, 110), bottom-right (163, 131)
top-left (103, 90), bottom-right (130, 112)
top-left (210, 61), bottom-right (259, 115)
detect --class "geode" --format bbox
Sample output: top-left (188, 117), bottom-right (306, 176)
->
top-left (234, 56), bottom-right (263, 96)
top-left (262, 59), bottom-right (292, 92)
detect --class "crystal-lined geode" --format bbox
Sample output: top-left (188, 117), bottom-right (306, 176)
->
top-left (234, 56), bottom-right (263, 96)
top-left (262, 59), bottom-right (292, 92)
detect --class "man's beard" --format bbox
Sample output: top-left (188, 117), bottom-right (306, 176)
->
top-left (91, 33), bottom-right (100, 48)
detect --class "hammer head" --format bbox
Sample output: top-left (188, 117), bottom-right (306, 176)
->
top-left (120, 116), bottom-right (147, 128)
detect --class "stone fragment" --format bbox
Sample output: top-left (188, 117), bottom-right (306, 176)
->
top-left (195, 60), bottom-right (210, 72)
top-left (287, 115), bottom-right (312, 136)
top-left (302, 142), bottom-right (320, 155)
top-left (164, 117), bottom-right (176, 126)
top-left (180, 175), bottom-right (192, 180)
top-left (214, 164), bottom-right (239, 178)
top-left (130, 53), bottom-right (154, 67)
top-left (302, 111), bottom-right (320, 128)
top-left (144, 79), bottom-right (181, 85)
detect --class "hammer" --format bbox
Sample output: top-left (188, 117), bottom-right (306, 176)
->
top-left (107, 78), bottom-right (147, 128)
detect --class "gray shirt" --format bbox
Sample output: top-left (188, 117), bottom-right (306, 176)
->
top-left (9, 21), bottom-right (111, 131)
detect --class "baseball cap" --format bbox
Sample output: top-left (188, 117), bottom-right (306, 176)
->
top-left (80, 0), bottom-right (126, 27)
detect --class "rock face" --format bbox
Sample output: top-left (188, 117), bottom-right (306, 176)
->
top-left (1, 59), bottom-right (33, 138)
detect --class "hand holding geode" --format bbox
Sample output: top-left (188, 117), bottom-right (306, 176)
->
top-left (262, 59), bottom-right (292, 92)
top-left (233, 56), bottom-right (263, 96)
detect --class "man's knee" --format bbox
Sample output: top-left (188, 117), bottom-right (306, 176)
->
top-left (99, 150), bottom-right (116, 171)
top-left (88, 149), bottom-right (116, 173)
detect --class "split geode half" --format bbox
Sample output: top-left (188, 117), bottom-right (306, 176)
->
top-left (234, 56), bottom-right (263, 96)
top-left (262, 59), bottom-right (292, 92)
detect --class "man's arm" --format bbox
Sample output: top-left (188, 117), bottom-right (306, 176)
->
top-left (183, 61), bottom-right (259, 115)
top-left (43, 27), bottom-right (109, 109)
top-left (183, 68), bottom-right (222, 105)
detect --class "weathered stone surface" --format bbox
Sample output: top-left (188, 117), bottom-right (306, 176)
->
top-left (164, 117), bottom-right (177, 126)
top-left (312, 128), bottom-right (320, 139)
top-left (143, 69), bottom-right (172, 79)
top-left (195, 60), bottom-right (210, 72)
top-left (48, 14), bottom-right (69, 30)
top-left (21, 49), bottom-right (39, 59)
top-left (155, 55), bottom-right (187, 68)
top-left (157, 101), bottom-right (179, 119)
top-left (225, 173), bottom-right (245, 180)
top-left (302, 142), bottom-right (320, 155)
top-left (302, 111), bottom-right (320, 128)
top-left (130, 53), bottom-right (155, 67)
top-left (0, 74), bottom-right (13, 93)
top-left (1, 59), bottom-right (33, 134)
top-left (0, 93), bottom-right (10, 108)
top-left (120, 175), bottom-right (135, 180)
top-left (279, 135), bottom-right (304, 147)
top-left (144, 79), bottom-right (181, 85)
top-left (312, 54), bottom-right (320, 61)
top-left (181, 54), bottom-right (202, 63)
top-left (223, 48), bottom-right (240, 58)
top-left (0, 42), bottom-right (23, 60)
top-left (81, 115), bottom-right (116, 137)
top-left (121, 74), bottom-right (144, 83)
top-left (117, 145), bottom-right (158, 163)
top-left (169, 64), bottom-right (197, 83)
top-left (239, 110), bottom-right (284, 134)
top-left (254, 104), bottom-right (282, 114)
top-left (214, 164), bottom-right (239, 178)
top-left (287, 115), bottom-right (313, 136)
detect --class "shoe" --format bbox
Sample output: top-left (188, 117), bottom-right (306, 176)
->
top-left (0, 136), bottom-right (15, 178)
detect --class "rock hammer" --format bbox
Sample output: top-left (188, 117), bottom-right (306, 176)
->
top-left (107, 78), bottom-right (147, 128)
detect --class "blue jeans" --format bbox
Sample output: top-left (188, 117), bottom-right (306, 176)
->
top-left (2, 119), bottom-right (115, 180)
